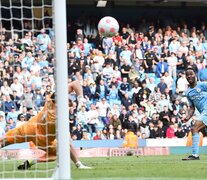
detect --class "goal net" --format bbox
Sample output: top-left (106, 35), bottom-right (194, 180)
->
top-left (0, 0), bottom-right (70, 179)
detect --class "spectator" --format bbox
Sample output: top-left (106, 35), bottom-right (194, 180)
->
top-left (77, 105), bottom-right (88, 130)
top-left (6, 105), bottom-right (19, 123)
top-left (0, 125), bottom-right (5, 138)
top-left (135, 80), bottom-right (151, 106)
top-left (109, 114), bottom-right (122, 132)
top-left (16, 114), bottom-right (26, 127)
top-left (95, 79), bottom-right (110, 101)
top-left (96, 97), bottom-right (110, 127)
top-left (69, 107), bottom-right (77, 133)
top-left (22, 86), bottom-right (35, 109)
top-left (3, 94), bottom-right (16, 113)
top-left (118, 77), bottom-right (130, 101)
top-left (11, 90), bottom-right (21, 110)
top-left (175, 126), bottom-right (186, 138)
top-left (93, 129), bottom-right (102, 140)
top-left (166, 122), bottom-right (175, 138)
top-left (0, 113), bottom-right (6, 131)
top-left (37, 28), bottom-right (51, 52)
top-left (10, 77), bottom-right (24, 97)
top-left (72, 124), bottom-right (83, 140)
top-left (157, 77), bottom-right (167, 94)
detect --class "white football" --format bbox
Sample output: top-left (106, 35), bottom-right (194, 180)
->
top-left (98, 16), bottom-right (119, 37)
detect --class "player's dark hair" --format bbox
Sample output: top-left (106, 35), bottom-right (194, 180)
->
top-left (186, 67), bottom-right (196, 74)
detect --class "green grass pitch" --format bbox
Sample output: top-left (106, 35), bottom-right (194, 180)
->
top-left (0, 155), bottom-right (207, 179)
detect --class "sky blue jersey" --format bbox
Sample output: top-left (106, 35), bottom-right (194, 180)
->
top-left (186, 82), bottom-right (207, 113)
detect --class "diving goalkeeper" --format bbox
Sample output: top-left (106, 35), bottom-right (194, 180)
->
top-left (0, 80), bottom-right (92, 169)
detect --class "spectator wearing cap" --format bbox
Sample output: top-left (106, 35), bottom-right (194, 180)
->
top-left (22, 33), bottom-right (33, 49)
top-left (12, 54), bottom-right (22, 70)
top-left (16, 114), bottom-right (26, 127)
top-left (6, 105), bottom-right (19, 123)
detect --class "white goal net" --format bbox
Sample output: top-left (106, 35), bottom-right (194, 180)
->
top-left (0, 0), bottom-right (70, 179)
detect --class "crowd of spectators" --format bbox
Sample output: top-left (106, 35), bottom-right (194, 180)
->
top-left (0, 17), bottom-right (207, 142)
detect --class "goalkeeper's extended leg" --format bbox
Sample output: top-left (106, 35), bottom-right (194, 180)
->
top-left (16, 141), bottom-right (92, 170)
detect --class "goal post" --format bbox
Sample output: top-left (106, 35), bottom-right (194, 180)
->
top-left (53, 0), bottom-right (71, 179)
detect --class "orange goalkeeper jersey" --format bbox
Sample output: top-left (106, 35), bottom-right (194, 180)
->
top-left (6, 94), bottom-right (56, 149)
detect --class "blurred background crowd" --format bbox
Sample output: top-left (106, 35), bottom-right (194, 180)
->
top-left (0, 15), bottom-right (207, 142)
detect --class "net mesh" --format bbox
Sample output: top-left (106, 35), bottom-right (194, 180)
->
top-left (0, 0), bottom-right (56, 178)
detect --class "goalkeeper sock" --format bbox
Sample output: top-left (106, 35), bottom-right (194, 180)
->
top-left (28, 160), bottom-right (37, 166)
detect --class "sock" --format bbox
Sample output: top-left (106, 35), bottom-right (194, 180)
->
top-left (75, 161), bottom-right (82, 168)
top-left (77, 95), bottom-right (84, 102)
top-left (192, 132), bottom-right (200, 157)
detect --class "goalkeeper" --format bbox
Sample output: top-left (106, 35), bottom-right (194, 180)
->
top-left (0, 80), bottom-right (92, 169)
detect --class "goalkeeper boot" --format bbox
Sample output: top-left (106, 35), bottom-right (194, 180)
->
top-left (76, 161), bottom-right (93, 169)
top-left (17, 160), bottom-right (32, 170)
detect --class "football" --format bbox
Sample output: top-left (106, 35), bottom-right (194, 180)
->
top-left (98, 16), bottom-right (119, 37)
